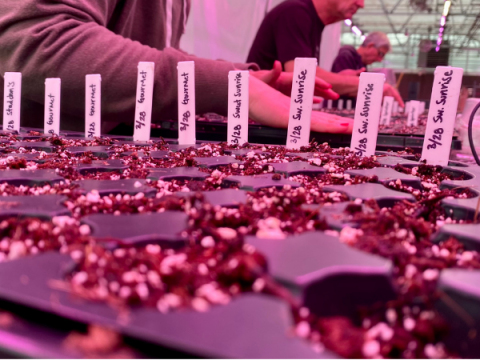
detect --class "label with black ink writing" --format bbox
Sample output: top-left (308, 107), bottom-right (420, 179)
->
top-left (380, 96), bottom-right (394, 126)
top-left (286, 58), bottom-right (317, 149)
top-left (44, 78), bottom-right (61, 136)
top-left (350, 72), bottom-right (385, 157)
top-left (3, 72), bottom-right (21, 132)
top-left (177, 61), bottom-right (196, 144)
top-left (133, 62), bottom-right (155, 141)
top-left (407, 100), bottom-right (420, 127)
top-left (421, 66), bottom-right (463, 166)
top-left (85, 74), bottom-right (101, 138)
top-left (227, 71), bottom-right (249, 145)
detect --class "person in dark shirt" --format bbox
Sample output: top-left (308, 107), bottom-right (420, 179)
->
top-left (331, 32), bottom-right (391, 106)
top-left (247, 0), bottom-right (325, 70)
top-left (247, 0), bottom-right (403, 106)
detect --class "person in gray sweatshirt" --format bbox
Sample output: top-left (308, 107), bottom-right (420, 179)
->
top-left (0, 0), bottom-right (352, 134)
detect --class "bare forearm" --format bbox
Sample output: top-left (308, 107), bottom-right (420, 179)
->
top-left (248, 76), bottom-right (352, 134)
top-left (314, 67), bottom-right (359, 95)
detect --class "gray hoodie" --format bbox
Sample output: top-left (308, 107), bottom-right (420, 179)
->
top-left (0, 0), bottom-right (257, 132)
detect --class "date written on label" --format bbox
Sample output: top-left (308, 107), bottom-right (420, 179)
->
top-left (426, 128), bottom-right (444, 149)
top-left (88, 122), bottom-right (95, 137)
top-left (179, 111), bottom-right (191, 131)
top-left (354, 138), bottom-right (368, 156)
top-left (135, 111), bottom-right (146, 130)
top-left (289, 126), bottom-right (302, 144)
top-left (230, 125), bottom-right (242, 144)
top-left (6, 120), bottom-right (14, 131)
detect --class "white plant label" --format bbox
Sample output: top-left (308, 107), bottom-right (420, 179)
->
top-left (405, 101), bottom-right (411, 115)
top-left (392, 101), bottom-right (398, 114)
top-left (85, 74), bottom-right (101, 138)
top-left (327, 99), bottom-right (333, 109)
top-left (338, 99), bottom-right (344, 110)
top-left (407, 100), bottom-right (421, 127)
top-left (421, 66), bottom-right (463, 166)
top-left (346, 99), bottom-right (352, 110)
top-left (350, 72), bottom-right (385, 157)
top-left (286, 58), bottom-right (317, 149)
top-left (3, 72), bottom-right (21, 132)
top-left (380, 96), bottom-right (394, 126)
top-left (44, 78), bottom-right (61, 136)
top-left (227, 70), bottom-right (249, 146)
top-left (178, 61), bottom-right (196, 144)
top-left (133, 62), bottom-right (155, 142)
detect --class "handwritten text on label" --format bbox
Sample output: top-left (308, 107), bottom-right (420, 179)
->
top-left (227, 70), bottom-right (249, 145)
top-left (350, 72), bottom-right (385, 157)
top-left (421, 66), bottom-right (463, 166)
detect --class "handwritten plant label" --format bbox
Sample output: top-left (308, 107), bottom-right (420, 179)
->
top-left (407, 100), bottom-right (420, 127)
top-left (392, 101), bottom-right (398, 114)
top-left (421, 66), bottom-right (463, 166)
top-left (346, 100), bottom-right (352, 110)
top-left (227, 70), bottom-right (249, 146)
top-left (3, 72), bottom-right (21, 132)
top-left (286, 58), bottom-right (317, 150)
top-left (133, 62), bottom-right (155, 141)
top-left (350, 72), bottom-right (385, 157)
top-left (44, 78), bottom-right (61, 136)
top-left (177, 61), bottom-right (196, 144)
top-left (85, 74), bottom-right (101, 138)
top-left (380, 96), bottom-right (394, 126)
top-left (338, 99), bottom-right (344, 110)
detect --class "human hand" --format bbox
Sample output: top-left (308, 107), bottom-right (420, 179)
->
top-left (251, 60), bottom-right (339, 100)
top-left (338, 67), bottom-right (365, 77)
top-left (311, 112), bottom-right (353, 134)
top-left (383, 83), bottom-right (404, 107)
top-left (248, 75), bottom-right (352, 134)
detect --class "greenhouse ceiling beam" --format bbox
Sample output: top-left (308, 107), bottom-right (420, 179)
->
top-left (378, 0), bottom-right (409, 54)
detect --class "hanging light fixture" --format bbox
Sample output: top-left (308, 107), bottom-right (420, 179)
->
top-left (436, 0), bottom-right (451, 52)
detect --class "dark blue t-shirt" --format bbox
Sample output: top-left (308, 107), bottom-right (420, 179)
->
top-left (331, 45), bottom-right (366, 107)
top-left (331, 45), bottom-right (365, 73)
top-left (247, 0), bottom-right (324, 70)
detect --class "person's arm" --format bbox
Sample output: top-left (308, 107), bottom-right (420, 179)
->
top-left (249, 76), bottom-right (352, 134)
top-left (285, 61), bottom-right (404, 107)
top-left (0, 0), bottom-right (256, 129)
top-left (251, 60), bottom-right (339, 100)
top-left (284, 60), bottom-right (358, 96)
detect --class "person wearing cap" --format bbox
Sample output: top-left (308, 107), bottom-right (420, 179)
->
top-left (0, 0), bottom-right (352, 135)
top-left (331, 31), bottom-right (392, 106)
top-left (247, 0), bottom-right (404, 107)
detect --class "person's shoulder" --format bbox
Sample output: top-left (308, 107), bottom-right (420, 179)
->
top-left (338, 45), bottom-right (357, 55)
top-left (267, 0), bottom-right (311, 17)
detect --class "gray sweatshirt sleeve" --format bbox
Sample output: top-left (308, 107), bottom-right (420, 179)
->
top-left (0, 0), bottom-right (258, 130)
